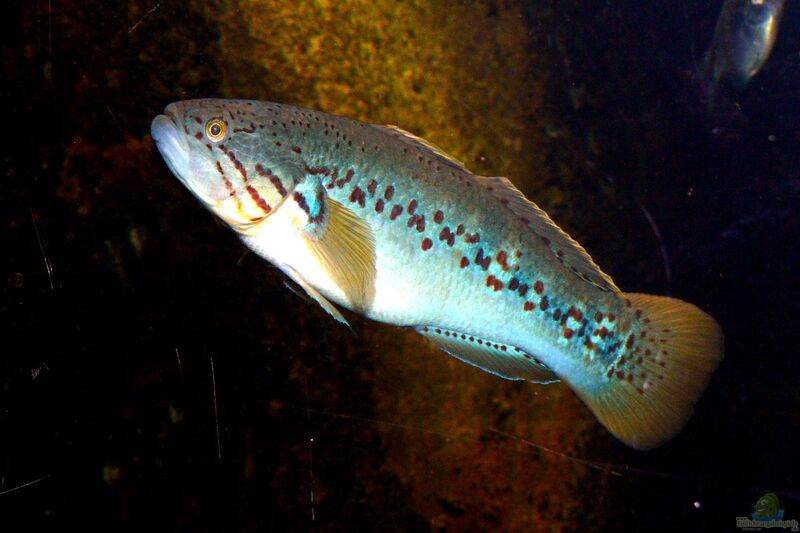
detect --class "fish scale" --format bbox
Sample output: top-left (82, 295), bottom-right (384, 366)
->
top-left (152, 99), bottom-right (723, 449)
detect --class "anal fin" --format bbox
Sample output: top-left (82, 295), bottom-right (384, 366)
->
top-left (415, 326), bottom-right (559, 384)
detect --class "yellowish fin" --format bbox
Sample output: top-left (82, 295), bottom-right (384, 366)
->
top-left (415, 325), bottom-right (560, 384)
top-left (306, 196), bottom-right (377, 313)
top-left (574, 293), bottom-right (723, 449)
top-left (283, 265), bottom-right (351, 328)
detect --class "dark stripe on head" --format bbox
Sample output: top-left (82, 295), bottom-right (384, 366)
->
top-left (255, 164), bottom-right (288, 197)
top-left (221, 145), bottom-right (249, 181)
top-left (246, 186), bottom-right (272, 213)
top-left (293, 192), bottom-right (311, 219)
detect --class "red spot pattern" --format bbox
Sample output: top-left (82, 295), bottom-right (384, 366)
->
top-left (434, 210), bottom-right (444, 224)
top-left (460, 256), bottom-right (469, 268)
top-left (367, 179), bottom-right (377, 196)
top-left (421, 238), bottom-right (432, 251)
top-left (534, 280), bottom-right (544, 294)
top-left (496, 251), bottom-right (509, 271)
top-left (375, 199), bottom-right (385, 213)
top-left (384, 185), bottom-right (395, 201)
top-left (438, 227), bottom-right (455, 246)
top-left (349, 186), bottom-right (366, 207)
top-left (474, 248), bottom-right (491, 270)
top-left (336, 170), bottom-right (354, 189)
top-left (390, 205), bottom-right (403, 220)
top-left (304, 165), bottom-right (331, 176)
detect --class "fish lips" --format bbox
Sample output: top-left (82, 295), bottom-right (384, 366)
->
top-left (151, 112), bottom-right (191, 183)
top-left (151, 110), bottom-right (221, 205)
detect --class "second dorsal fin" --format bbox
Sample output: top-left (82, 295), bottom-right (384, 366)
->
top-left (478, 175), bottom-right (619, 292)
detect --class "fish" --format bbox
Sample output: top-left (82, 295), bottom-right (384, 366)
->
top-left (752, 492), bottom-right (783, 520)
top-left (151, 99), bottom-right (723, 450)
top-left (704, 0), bottom-right (786, 91)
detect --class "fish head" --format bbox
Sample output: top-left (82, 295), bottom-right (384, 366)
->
top-left (152, 99), bottom-right (296, 233)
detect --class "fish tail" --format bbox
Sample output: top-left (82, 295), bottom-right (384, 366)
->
top-left (574, 293), bottom-right (723, 449)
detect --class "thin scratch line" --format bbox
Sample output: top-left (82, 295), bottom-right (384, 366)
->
top-left (303, 375), bottom-right (316, 521)
top-left (488, 428), bottom-right (623, 476)
top-left (47, 0), bottom-right (52, 56)
top-left (210, 355), bottom-right (221, 461)
top-left (638, 203), bottom-right (672, 282)
top-left (128, 1), bottom-right (163, 34)
top-left (29, 207), bottom-right (54, 291)
top-left (0, 474), bottom-right (51, 497)
top-left (174, 347), bottom-right (183, 375)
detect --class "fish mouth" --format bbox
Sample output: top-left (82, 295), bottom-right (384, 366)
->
top-left (151, 107), bottom-right (191, 182)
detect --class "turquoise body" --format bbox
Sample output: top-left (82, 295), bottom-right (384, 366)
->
top-left (152, 99), bottom-right (723, 449)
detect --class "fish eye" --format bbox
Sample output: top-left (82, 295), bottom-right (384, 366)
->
top-left (205, 119), bottom-right (227, 142)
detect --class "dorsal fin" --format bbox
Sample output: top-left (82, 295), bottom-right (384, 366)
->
top-left (415, 326), bottom-right (560, 384)
top-left (376, 125), bottom-right (469, 172)
top-left (478, 175), bottom-right (619, 292)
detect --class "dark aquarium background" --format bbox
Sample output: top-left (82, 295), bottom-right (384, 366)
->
top-left (3, 0), bottom-right (799, 530)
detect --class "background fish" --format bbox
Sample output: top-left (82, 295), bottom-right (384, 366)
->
top-left (152, 99), bottom-right (723, 450)
top-left (705, 0), bottom-right (786, 91)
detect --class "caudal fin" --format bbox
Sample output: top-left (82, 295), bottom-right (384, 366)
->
top-left (575, 293), bottom-right (723, 450)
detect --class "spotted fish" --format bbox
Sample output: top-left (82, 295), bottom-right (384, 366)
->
top-left (151, 99), bottom-right (723, 449)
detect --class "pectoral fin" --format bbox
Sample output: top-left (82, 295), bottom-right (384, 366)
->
top-left (296, 180), bottom-right (376, 313)
top-left (283, 265), bottom-right (351, 329)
